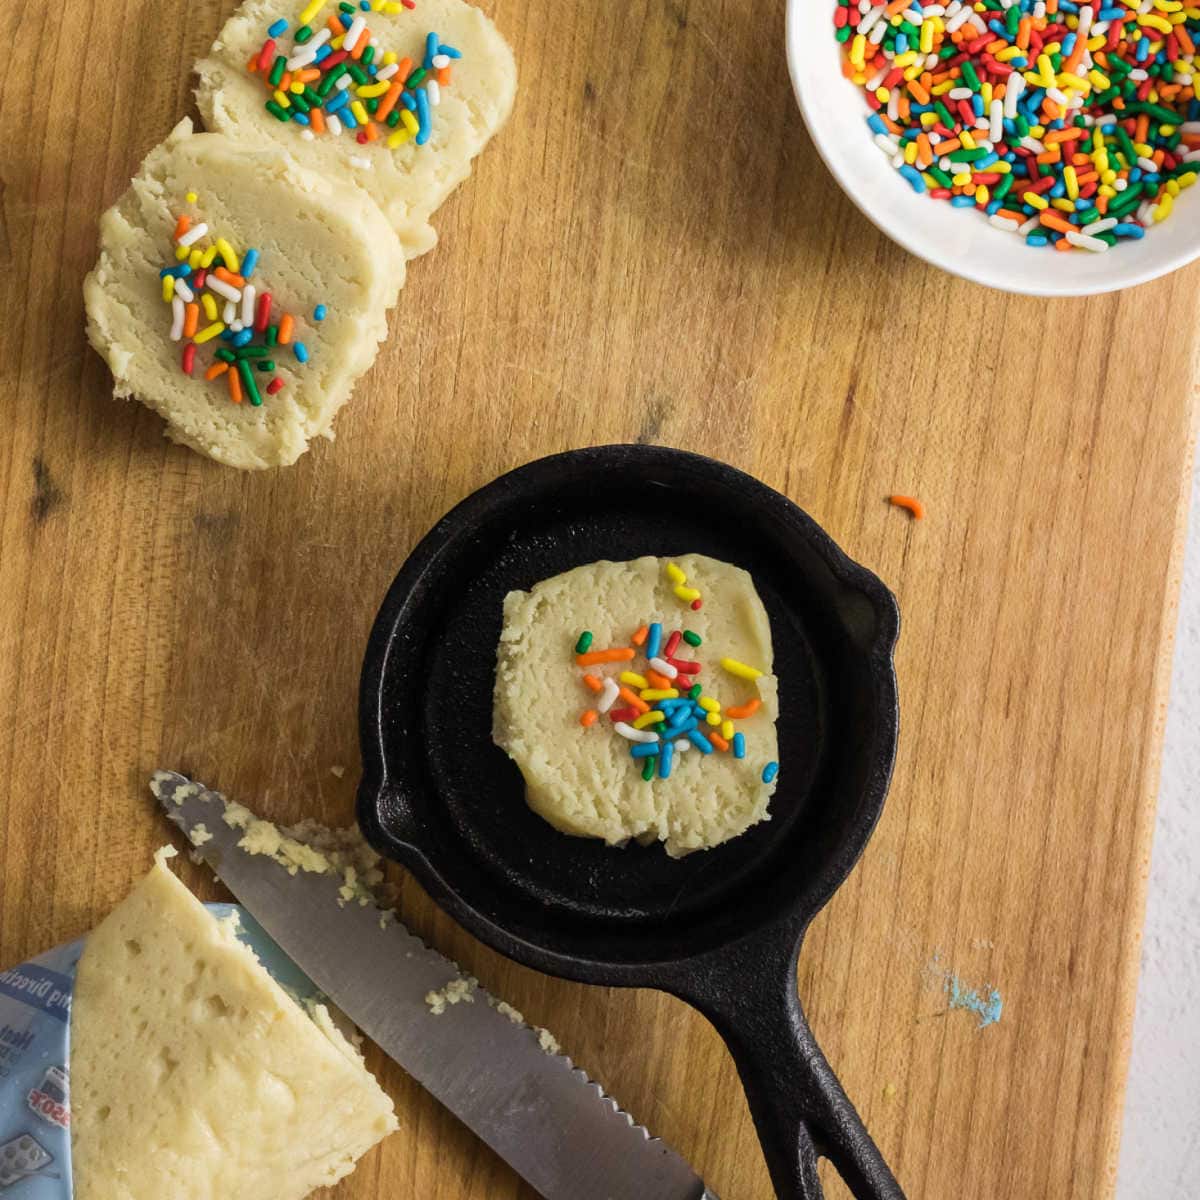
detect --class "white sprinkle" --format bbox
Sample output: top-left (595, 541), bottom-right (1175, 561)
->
top-left (988, 214), bottom-right (1020, 231)
top-left (426, 80), bottom-right (440, 106)
top-left (648, 657), bottom-right (678, 680)
top-left (613, 723), bottom-right (659, 744)
top-left (1065, 231), bottom-right (1109, 252)
top-left (1183, 148), bottom-right (1200, 163)
top-left (1082, 217), bottom-right (1117, 235)
top-left (174, 278), bottom-right (194, 302)
top-left (1115, 175), bottom-right (1131, 188)
top-left (177, 222), bottom-right (208, 247)
top-left (1129, 68), bottom-right (1149, 81)
top-left (869, 20), bottom-right (887, 43)
top-left (1020, 136), bottom-right (1046, 154)
top-left (1018, 214), bottom-right (1040, 235)
top-left (241, 283), bottom-right (256, 328)
top-left (432, 52), bottom-right (450, 68)
top-left (301, 128), bottom-right (315, 141)
top-left (597, 677), bottom-right (620, 715)
top-left (349, 155), bottom-right (372, 170)
top-left (866, 67), bottom-right (888, 90)
top-left (327, 113), bottom-right (344, 136)
top-left (989, 99), bottom-right (1003, 143)
top-left (1181, 122), bottom-right (1200, 134)
top-left (887, 91), bottom-right (899, 120)
top-left (674, 739), bottom-right (691, 753)
top-left (287, 48), bottom-right (318, 70)
top-left (945, 6), bottom-right (972, 32)
top-left (169, 296), bottom-right (185, 341)
top-left (376, 62), bottom-right (400, 80)
top-left (309, 26), bottom-right (331, 49)
top-left (222, 299), bottom-right (237, 324)
top-left (891, 151), bottom-right (905, 169)
top-left (1004, 72), bottom-right (1024, 119)
top-left (1046, 86), bottom-right (1070, 105)
top-left (948, 86), bottom-right (972, 99)
top-left (336, 73), bottom-right (352, 90)
top-left (207, 275), bottom-right (241, 303)
top-left (857, 4), bottom-right (885, 34)
top-left (231, 319), bottom-right (245, 332)
top-left (875, 133), bottom-right (901, 155)
top-left (1092, 19), bottom-right (1110, 33)
top-left (342, 14), bottom-right (366, 51)
top-left (1137, 155), bottom-right (1159, 173)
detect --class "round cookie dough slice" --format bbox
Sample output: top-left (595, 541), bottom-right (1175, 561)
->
top-left (84, 119), bottom-right (406, 469)
top-left (494, 555), bottom-right (780, 858)
top-left (196, 0), bottom-right (517, 258)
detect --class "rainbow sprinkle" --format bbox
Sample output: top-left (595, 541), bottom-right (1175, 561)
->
top-left (835, 0), bottom-right (1200, 249)
top-left (159, 199), bottom-right (325, 405)
top-left (248, 2), bottom-right (461, 150)
top-left (574, 562), bottom-right (778, 785)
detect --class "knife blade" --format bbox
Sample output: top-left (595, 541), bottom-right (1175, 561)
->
top-left (151, 770), bottom-right (716, 1200)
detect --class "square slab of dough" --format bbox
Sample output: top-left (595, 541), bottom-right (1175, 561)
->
top-left (70, 851), bottom-right (398, 1200)
top-left (494, 555), bottom-right (780, 857)
top-left (84, 119), bottom-right (406, 468)
top-left (196, 0), bottom-right (517, 257)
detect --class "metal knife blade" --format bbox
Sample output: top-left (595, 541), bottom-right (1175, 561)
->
top-left (152, 770), bottom-right (716, 1200)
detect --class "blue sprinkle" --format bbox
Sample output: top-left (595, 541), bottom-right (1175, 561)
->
top-left (950, 195), bottom-right (975, 207)
top-left (340, 12), bottom-right (353, 28)
top-left (360, 0), bottom-right (371, 7)
top-left (898, 164), bottom-right (925, 193)
top-left (160, 264), bottom-right (191, 278)
top-left (646, 623), bottom-right (663, 661)
top-left (895, 32), bottom-right (908, 53)
top-left (1113, 222), bottom-right (1145, 238)
top-left (220, 328), bottom-right (236, 342)
top-left (630, 743), bottom-right (659, 759)
top-left (292, 111), bottom-right (311, 125)
top-left (400, 91), bottom-right (417, 111)
top-left (658, 740), bottom-right (674, 780)
top-left (268, 17), bottom-right (288, 36)
top-left (325, 89), bottom-right (350, 114)
top-left (315, 44), bottom-right (332, 62)
top-left (762, 761), bottom-right (779, 785)
top-left (867, 114), bottom-right (887, 135)
top-left (1025, 233), bottom-right (1048, 246)
top-left (340, 104), bottom-right (358, 129)
top-left (438, 42), bottom-right (462, 58)
top-left (732, 733), bottom-right (746, 759)
top-left (241, 248), bottom-right (260, 278)
top-left (294, 341), bottom-right (309, 364)
top-left (313, 304), bottom-right (327, 321)
top-left (415, 83), bottom-right (431, 144)
top-left (424, 31), bottom-right (439, 69)
top-left (231, 328), bottom-right (254, 348)
top-left (687, 730), bottom-right (714, 755)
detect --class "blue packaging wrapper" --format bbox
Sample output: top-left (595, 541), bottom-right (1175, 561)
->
top-left (0, 905), bottom-right (323, 1197)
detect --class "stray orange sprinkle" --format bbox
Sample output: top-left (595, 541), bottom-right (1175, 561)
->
top-left (205, 361), bottom-right (230, 381)
top-left (582, 674), bottom-right (604, 692)
top-left (277, 313), bottom-right (295, 345)
top-left (228, 367), bottom-right (243, 404)
top-left (183, 302), bottom-right (199, 338)
top-left (889, 494), bottom-right (925, 520)
top-left (645, 669), bottom-right (673, 690)
top-left (576, 648), bottom-right (635, 666)
top-left (709, 733), bottom-right (730, 752)
top-left (618, 687), bottom-right (650, 714)
top-left (632, 625), bottom-right (649, 647)
top-left (248, 52), bottom-right (260, 71)
top-left (580, 709), bottom-right (598, 728)
top-left (173, 213), bottom-right (191, 240)
top-left (363, 121), bottom-right (378, 142)
top-left (436, 65), bottom-right (451, 85)
top-left (310, 107), bottom-right (326, 135)
top-left (725, 698), bottom-right (762, 720)
top-left (214, 266), bottom-right (246, 288)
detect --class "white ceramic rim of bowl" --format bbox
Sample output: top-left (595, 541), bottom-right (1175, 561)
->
top-left (785, 0), bottom-right (1200, 296)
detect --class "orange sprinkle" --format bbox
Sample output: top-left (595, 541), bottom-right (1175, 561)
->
top-left (907, 79), bottom-right (930, 105)
top-left (1053, 237), bottom-right (1074, 252)
top-left (436, 65), bottom-right (451, 85)
top-left (214, 266), bottom-right (246, 288)
top-left (709, 733), bottom-right (730, 752)
top-left (645, 669), bottom-right (673, 690)
top-left (618, 687), bottom-right (650, 714)
top-left (228, 367), bottom-right (243, 404)
top-left (1017, 16), bottom-right (1032, 48)
top-left (350, 26), bottom-right (369, 59)
top-left (248, 52), bottom-right (260, 71)
top-left (376, 81), bottom-right (403, 123)
top-left (580, 710), bottom-right (599, 728)
top-left (1135, 114), bottom-right (1149, 143)
top-left (888, 494), bottom-right (925, 520)
top-left (582, 674), bottom-right (604, 692)
top-left (1177, 25), bottom-right (1195, 54)
top-left (725, 698), bottom-right (762, 720)
top-left (277, 313), bottom-right (295, 345)
top-left (204, 361), bottom-right (230, 382)
top-left (327, 14), bottom-right (343, 32)
top-left (173, 213), bottom-right (191, 240)
top-left (632, 625), bottom-right (649, 646)
top-left (310, 107), bottom-right (326, 134)
top-left (1038, 210), bottom-right (1075, 234)
top-left (280, 71), bottom-right (292, 90)
top-left (1044, 128), bottom-right (1082, 145)
top-left (396, 56), bottom-right (413, 83)
top-left (183, 302), bottom-right (199, 338)
top-left (363, 121), bottom-right (378, 142)
top-left (296, 68), bottom-right (321, 82)
top-left (576, 647), bottom-right (635, 666)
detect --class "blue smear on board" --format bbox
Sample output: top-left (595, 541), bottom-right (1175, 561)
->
top-left (946, 974), bottom-right (1003, 1030)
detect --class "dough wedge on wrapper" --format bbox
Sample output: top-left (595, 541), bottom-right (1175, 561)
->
top-left (494, 554), bottom-right (780, 857)
top-left (70, 849), bottom-right (397, 1200)
top-left (83, 119), bottom-right (406, 468)
top-left (196, 0), bottom-right (518, 257)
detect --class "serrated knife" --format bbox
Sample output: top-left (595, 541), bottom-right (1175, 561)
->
top-left (152, 770), bottom-right (716, 1200)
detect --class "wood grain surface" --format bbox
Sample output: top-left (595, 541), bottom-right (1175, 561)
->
top-left (1, 0), bottom-right (1196, 1197)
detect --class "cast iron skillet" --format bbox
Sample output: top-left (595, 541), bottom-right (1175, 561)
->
top-left (357, 445), bottom-right (905, 1200)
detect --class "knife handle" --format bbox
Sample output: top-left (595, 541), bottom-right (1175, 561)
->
top-left (672, 929), bottom-right (906, 1200)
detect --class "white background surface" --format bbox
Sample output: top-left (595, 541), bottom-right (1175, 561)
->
top-left (1117, 465), bottom-right (1200, 1198)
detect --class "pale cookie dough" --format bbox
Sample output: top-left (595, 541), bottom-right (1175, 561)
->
top-left (494, 555), bottom-right (780, 857)
top-left (83, 119), bottom-right (406, 468)
top-left (196, 0), bottom-right (517, 257)
top-left (70, 849), bottom-right (397, 1200)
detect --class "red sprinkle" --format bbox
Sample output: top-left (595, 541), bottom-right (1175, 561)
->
top-left (690, 599), bottom-right (702, 611)
top-left (609, 706), bottom-right (639, 723)
top-left (664, 630), bottom-right (682, 658)
top-left (258, 38), bottom-right (276, 72)
top-left (181, 343), bottom-right (196, 375)
top-left (255, 291), bottom-right (273, 333)
top-left (193, 269), bottom-right (207, 289)
top-left (266, 377), bottom-right (285, 395)
top-left (670, 659), bottom-right (702, 675)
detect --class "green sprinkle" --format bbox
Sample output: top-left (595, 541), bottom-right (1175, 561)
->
top-left (835, 25), bottom-right (851, 41)
top-left (318, 63), bottom-right (347, 97)
top-left (256, 360), bottom-right (276, 371)
top-left (406, 66), bottom-right (427, 87)
top-left (347, 62), bottom-right (369, 85)
top-left (1128, 100), bottom-right (1179, 125)
top-left (688, 683), bottom-right (702, 700)
top-left (295, 23), bottom-right (313, 43)
top-left (934, 100), bottom-right (955, 128)
top-left (362, 44), bottom-right (375, 66)
top-left (642, 756), bottom-right (656, 782)
top-left (268, 55), bottom-right (286, 87)
top-left (234, 344), bottom-right (271, 359)
top-left (929, 166), bottom-right (954, 188)
top-left (290, 92), bottom-right (311, 115)
top-left (993, 173), bottom-right (1014, 201)
top-left (366, 97), bottom-right (380, 114)
top-left (338, 1), bottom-right (355, 11)
top-left (682, 630), bottom-right (702, 647)
top-left (948, 147), bottom-right (989, 163)
top-left (302, 85), bottom-right (322, 106)
top-left (265, 100), bottom-right (291, 122)
top-left (266, 323), bottom-right (279, 347)
top-left (386, 109), bottom-right (402, 127)
top-left (214, 348), bottom-right (236, 363)
top-left (574, 631), bottom-right (594, 655)
top-left (237, 359), bottom-right (263, 407)
top-left (961, 60), bottom-right (980, 91)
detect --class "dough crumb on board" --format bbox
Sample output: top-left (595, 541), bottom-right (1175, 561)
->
top-left (83, 119), bottom-right (406, 469)
top-left (425, 976), bottom-right (477, 1015)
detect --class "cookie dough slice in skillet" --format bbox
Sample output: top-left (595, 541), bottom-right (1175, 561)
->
top-left (84, 119), bottom-right (405, 469)
top-left (195, 0), bottom-right (517, 258)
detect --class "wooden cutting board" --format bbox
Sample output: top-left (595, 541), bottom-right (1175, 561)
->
top-left (1, 0), bottom-right (1195, 1196)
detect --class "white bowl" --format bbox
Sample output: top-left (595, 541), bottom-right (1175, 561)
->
top-left (785, 0), bottom-right (1200, 295)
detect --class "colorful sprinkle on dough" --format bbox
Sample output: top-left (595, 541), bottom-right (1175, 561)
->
top-left (835, 0), bottom-right (1200, 249)
top-left (890, 494), bottom-right (926, 520)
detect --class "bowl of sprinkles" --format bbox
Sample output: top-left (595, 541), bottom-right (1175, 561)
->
top-left (161, 197), bottom-right (320, 405)
top-left (787, 0), bottom-right (1200, 293)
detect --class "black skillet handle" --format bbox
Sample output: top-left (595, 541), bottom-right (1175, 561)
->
top-left (675, 928), bottom-right (906, 1200)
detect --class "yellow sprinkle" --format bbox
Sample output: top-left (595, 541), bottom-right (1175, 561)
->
top-left (919, 20), bottom-right (933, 52)
top-left (387, 128), bottom-right (411, 148)
top-left (893, 50), bottom-right (917, 66)
top-left (721, 720), bottom-right (735, 741)
top-left (215, 237), bottom-right (239, 272)
top-left (357, 80), bottom-right (391, 98)
top-left (641, 689), bottom-right (679, 701)
top-left (273, 89), bottom-right (292, 108)
top-left (331, 34), bottom-right (344, 48)
top-left (1098, 184), bottom-right (1117, 198)
top-left (188, 249), bottom-right (203, 269)
top-left (299, 0), bottom-right (324, 23)
top-left (975, 184), bottom-right (990, 206)
top-left (201, 293), bottom-right (218, 321)
top-left (720, 657), bottom-right (763, 681)
top-left (162, 275), bottom-right (175, 302)
top-left (674, 585), bottom-right (701, 602)
top-left (992, 161), bottom-right (1012, 174)
top-left (1100, 168), bottom-right (1117, 185)
top-left (400, 109), bottom-right (420, 135)
top-left (1050, 197), bottom-right (1077, 212)
top-left (995, 45), bottom-right (1023, 61)
top-left (1155, 191), bottom-right (1175, 220)
top-left (706, 712), bottom-right (722, 727)
top-left (665, 562), bottom-right (688, 585)
top-left (849, 33), bottom-right (866, 66)
top-left (1179, 172), bottom-right (1198, 190)
top-left (952, 172), bottom-right (972, 188)
top-left (1139, 12), bottom-right (1172, 30)
top-left (960, 129), bottom-right (977, 150)
top-left (1037, 53), bottom-right (1056, 79)
top-left (980, 81), bottom-right (992, 107)
top-left (930, 81), bottom-right (954, 96)
top-left (200, 245), bottom-right (218, 269)
top-left (175, 244), bottom-right (189, 262)
top-left (185, 191), bottom-right (198, 203)
top-left (1167, 176), bottom-right (1181, 197)
top-left (903, 141), bottom-right (919, 165)
top-left (620, 672), bottom-right (649, 689)
top-left (382, 50), bottom-right (397, 65)
top-left (1063, 165), bottom-right (1079, 200)
top-left (290, 81), bottom-right (305, 94)
top-left (1088, 69), bottom-right (1111, 89)
top-left (1025, 192), bottom-right (1048, 210)
top-left (193, 322), bottom-right (225, 345)
top-left (697, 697), bottom-right (721, 713)
top-left (632, 711), bottom-right (665, 730)
top-left (350, 100), bottom-right (370, 125)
